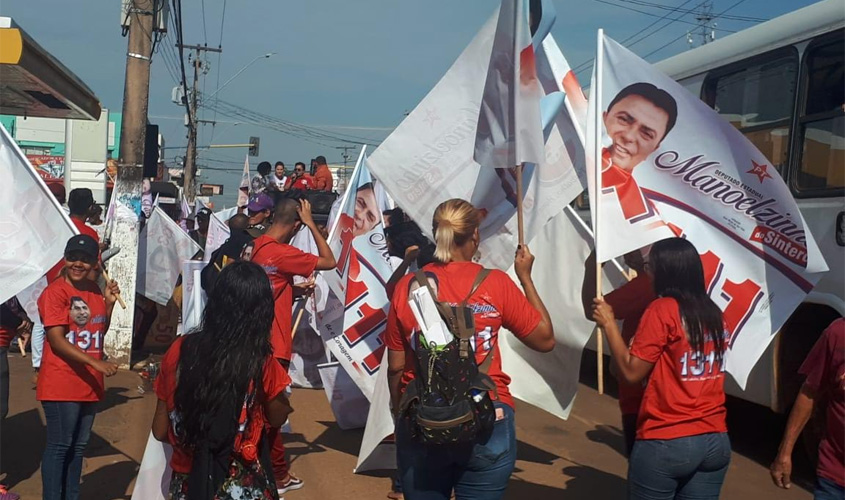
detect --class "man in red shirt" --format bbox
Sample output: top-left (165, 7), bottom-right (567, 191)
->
top-left (46, 188), bottom-right (102, 283)
top-left (772, 318), bottom-right (845, 498)
top-left (249, 197), bottom-right (336, 495)
top-left (312, 155), bottom-right (334, 192)
top-left (582, 247), bottom-right (656, 455)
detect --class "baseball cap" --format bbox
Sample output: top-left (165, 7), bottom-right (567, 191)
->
top-left (64, 234), bottom-right (99, 261)
top-left (196, 208), bottom-right (212, 220)
top-left (247, 193), bottom-right (274, 213)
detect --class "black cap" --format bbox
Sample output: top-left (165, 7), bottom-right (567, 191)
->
top-left (64, 234), bottom-right (99, 261)
top-left (196, 208), bottom-right (212, 220)
top-left (67, 188), bottom-right (95, 215)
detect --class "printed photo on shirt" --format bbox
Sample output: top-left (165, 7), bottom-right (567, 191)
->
top-left (69, 296), bottom-right (91, 327)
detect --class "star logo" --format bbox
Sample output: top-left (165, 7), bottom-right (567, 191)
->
top-left (423, 108), bottom-right (440, 128)
top-left (747, 160), bottom-right (773, 183)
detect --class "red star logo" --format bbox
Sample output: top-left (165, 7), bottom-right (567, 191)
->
top-left (747, 160), bottom-right (773, 183)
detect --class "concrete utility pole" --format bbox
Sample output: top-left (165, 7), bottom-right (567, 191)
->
top-left (110, 0), bottom-right (155, 368)
top-left (179, 44), bottom-right (221, 203)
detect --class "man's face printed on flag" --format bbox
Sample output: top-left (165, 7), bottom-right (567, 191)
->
top-left (353, 185), bottom-right (379, 238)
top-left (603, 93), bottom-right (671, 172)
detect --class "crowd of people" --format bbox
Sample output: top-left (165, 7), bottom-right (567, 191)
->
top-left (0, 176), bottom-right (842, 500)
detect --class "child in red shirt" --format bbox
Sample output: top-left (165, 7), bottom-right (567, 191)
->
top-left (386, 199), bottom-right (555, 500)
top-left (37, 235), bottom-right (121, 500)
top-left (152, 262), bottom-right (293, 499)
top-left (593, 237), bottom-right (730, 499)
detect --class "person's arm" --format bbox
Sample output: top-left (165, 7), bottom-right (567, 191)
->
top-left (514, 245), bottom-right (555, 352)
top-left (770, 384), bottom-right (816, 489)
top-left (46, 325), bottom-right (118, 376)
top-left (592, 298), bottom-right (654, 384)
top-left (152, 399), bottom-right (170, 442)
top-left (298, 199), bottom-right (336, 270)
top-left (388, 349), bottom-right (406, 415)
top-left (265, 392), bottom-right (294, 428)
top-left (102, 280), bottom-right (121, 330)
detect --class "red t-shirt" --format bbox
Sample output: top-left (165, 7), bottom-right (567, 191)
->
top-left (154, 337), bottom-right (291, 474)
top-left (46, 217), bottom-right (100, 283)
top-left (385, 261), bottom-right (541, 410)
top-left (800, 318), bottom-right (845, 487)
top-left (251, 235), bottom-right (319, 360)
top-left (36, 278), bottom-right (108, 402)
top-left (630, 297), bottom-right (727, 440)
top-left (286, 175), bottom-right (312, 191)
top-left (605, 274), bottom-right (655, 415)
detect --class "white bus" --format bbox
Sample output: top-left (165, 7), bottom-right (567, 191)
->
top-left (644, 0), bottom-right (843, 412)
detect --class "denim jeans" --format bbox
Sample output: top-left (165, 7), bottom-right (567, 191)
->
top-left (41, 401), bottom-right (97, 500)
top-left (31, 320), bottom-right (45, 369)
top-left (396, 403), bottom-right (516, 500)
top-left (628, 432), bottom-right (731, 500)
top-left (0, 347), bottom-right (8, 420)
top-left (814, 476), bottom-right (845, 500)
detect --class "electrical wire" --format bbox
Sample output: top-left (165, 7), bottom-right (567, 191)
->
top-left (208, 0), bottom-right (227, 145)
top-left (617, 0), bottom-right (766, 22)
top-left (591, 0), bottom-right (736, 33)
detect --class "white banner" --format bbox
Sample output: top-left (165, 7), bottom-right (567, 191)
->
top-left (131, 432), bottom-right (173, 500)
top-left (181, 260), bottom-right (206, 333)
top-left (317, 361), bottom-right (370, 431)
top-left (585, 33), bottom-right (828, 387)
top-left (0, 123), bottom-right (76, 305)
top-left (289, 228), bottom-right (329, 389)
top-left (318, 149), bottom-right (395, 401)
top-left (238, 156), bottom-right (250, 207)
top-left (368, 14), bottom-right (586, 271)
top-left (355, 349), bottom-right (396, 473)
top-left (500, 207), bottom-right (626, 419)
top-left (203, 213), bottom-right (230, 263)
top-left (137, 207), bottom-right (202, 306)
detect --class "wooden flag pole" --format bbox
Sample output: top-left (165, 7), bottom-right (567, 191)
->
top-left (291, 301), bottom-right (306, 342)
top-left (101, 269), bottom-right (127, 310)
top-left (594, 29), bottom-right (605, 395)
top-left (516, 163), bottom-right (525, 246)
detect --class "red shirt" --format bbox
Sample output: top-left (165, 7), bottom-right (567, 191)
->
top-left (36, 278), bottom-right (108, 402)
top-left (605, 274), bottom-right (655, 415)
top-left (286, 175), bottom-right (312, 191)
top-left (251, 235), bottom-right (319, 360)
top-left (385, 261), bottom-right (541, 410)
top-left (154, 337), bottom-right (291, 474)
top-left (313, 165), bottom-right (333, 192)
top-left (630, 297), bottom-right (727, 440)
top-left (46, 216), bottom-right (100, 283)
top-left (800, 318), bottom-right (845, 487)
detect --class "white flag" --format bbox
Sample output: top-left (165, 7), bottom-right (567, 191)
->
top-left (355, 349), bottom-right (396, 473)
top-left (0, 123), bottom-right (76, 305)
top-left (131, 432), bottom-right (172, 500)
top-left (137, 207), bottom-right (202, 306)
top-left (238, 155), bottom-right (250, 208)
top-left (586, 33), bottom-right (828, 387)
top-left (318, 148), bottom-right (394, 400)
top-left (181, 260), bottom-right (206, 333)
top-left (474, 0), bottom-right (545, 169)
top-left (203, 213), bottom-right (230, 263)
top-left (368, 13), bottom-right (586, 270)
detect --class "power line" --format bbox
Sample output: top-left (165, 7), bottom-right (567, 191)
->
top-left (617, 0), bottom-right (766, 22)
top-left (591, 0), bottom-right (736, 32)
top-left (643, 0), bottom-right (753, 59)
top-left (200, 0), bottom-right (208, 44)
top-left (209, 0), bottom-right (228, 145)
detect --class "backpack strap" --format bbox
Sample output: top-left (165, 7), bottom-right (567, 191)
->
top-left (461, 268), bottom-right (491, 307)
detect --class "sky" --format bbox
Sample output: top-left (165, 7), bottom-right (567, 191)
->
top-left (1, 0), bottom-right (821, 207)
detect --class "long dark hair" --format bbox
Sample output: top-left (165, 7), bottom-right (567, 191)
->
top-left (650, 238), bottom-right (726, 359)
top-left (174, 261), bottom-right (274, 449)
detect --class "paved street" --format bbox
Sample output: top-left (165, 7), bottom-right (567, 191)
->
top-left (2, 351), bottom-right (814, 499)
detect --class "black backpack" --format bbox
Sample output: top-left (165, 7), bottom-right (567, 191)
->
top-left (398, 268), bottom-right (498, 445)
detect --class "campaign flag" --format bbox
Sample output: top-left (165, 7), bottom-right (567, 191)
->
top-left (317, 361), bottom-right (370, 430)
top-left (179, 196), bottom-right (191, 232)
top-left (238, 155), bottom-right (250, 208)
top-left (214, 206), bottom-right (239, 223)
top-left (499, 206), bottom-right (626, 419)
top-left (203, 213), bottom-right (230, 263)
top-left (0, 123), bottom-right (76, 305)
top-left (181, 260), bottom-right (206, 333)
top-left (473, 0), bottom-right (546, 170)
top-left (355, 349), bottom-right (396, 473)
top-left (368, 10), bottom-right (586, 271)
top-left (317, 147), bottom-right (394, 400)
top-left (131, 432), bottom-right (173, 500)
top-left (137, 207), bottom-right (202, 306)
top-left (586, 33), bottom-right (828, 387)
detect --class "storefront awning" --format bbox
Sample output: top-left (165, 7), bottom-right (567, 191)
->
top-left (0, 17), bottom-right (101, 121)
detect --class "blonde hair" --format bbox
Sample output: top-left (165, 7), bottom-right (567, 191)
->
top-left (432, 199), bottom-right (480, 263)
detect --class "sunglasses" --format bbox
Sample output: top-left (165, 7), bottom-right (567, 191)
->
top-left (65, 251), bottom-right (97, 265)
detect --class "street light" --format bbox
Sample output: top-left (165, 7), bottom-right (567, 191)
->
top-left (203, 52), bottom-right (276, 102)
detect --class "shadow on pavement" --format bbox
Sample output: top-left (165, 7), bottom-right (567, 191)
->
top-left (515, 439), bottom-right (561, 466)
top-left (98, 386), bottom-right (144, 414)
top-left (585, 423), bottom-right (626, 457)
top-left (560, 465), bottom-right (627, 498)
top-left (2, 408), bottom-right (45, 488)
top-left (506, 477), bottom-right (568, 498)
top-left (80, 460), bottom-right (139, 499)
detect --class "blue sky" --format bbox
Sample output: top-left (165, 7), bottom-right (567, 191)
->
top-left (1, 0), bottom-right (820, 206)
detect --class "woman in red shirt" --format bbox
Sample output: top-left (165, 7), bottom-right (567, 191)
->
top-left (37, 235), bottom-right (121, 500)
top-left (593, 237), bottom-right (730, 499)
top-left (386, 199), bottom-right (555, 500)
top-left (152, 261), bottom-right (293, 499)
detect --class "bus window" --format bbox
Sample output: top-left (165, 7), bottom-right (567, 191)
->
top-left (702, 49), bottom-right (798, 173)
top-left (796, 36), bottom-right (845, 194)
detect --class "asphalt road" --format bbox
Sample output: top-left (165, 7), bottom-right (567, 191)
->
top-left (1, 351), bottom-right (814, 499)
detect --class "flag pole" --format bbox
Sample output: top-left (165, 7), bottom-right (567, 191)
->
top-left (594, 29), bottom-right (605, 395)
top-left (516, 163), bottom-right (525, 246)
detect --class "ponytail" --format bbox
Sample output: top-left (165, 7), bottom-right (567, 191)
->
top-left (432, 199), bottom-right (480, 263)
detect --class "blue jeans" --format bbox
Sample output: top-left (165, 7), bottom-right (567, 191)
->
top-left (628, 432), bottom-right (731, 500)
top-left (396, 403), bottom-right (516, 500)
top-left (814, 476), bottom-right (845, 500)
top-left (41, 401), bottom-right (97, 500)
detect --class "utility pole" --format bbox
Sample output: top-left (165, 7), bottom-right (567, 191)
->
top-left (179, 44), bottom-right (221, 203)
top-left (336, 145), bottom-right (355, 193)
top-left (688, 0), bottom-right (716, 49)
top-left (110, 0), bottom-right (155, 368)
